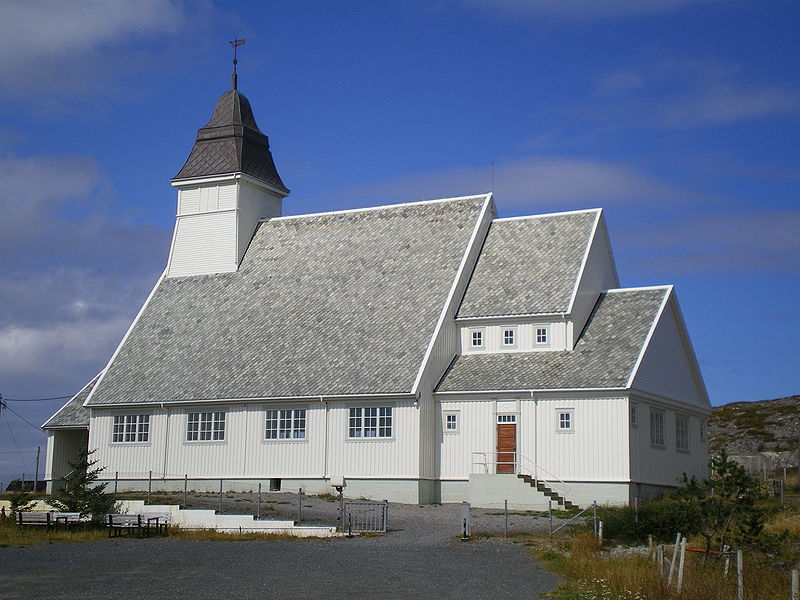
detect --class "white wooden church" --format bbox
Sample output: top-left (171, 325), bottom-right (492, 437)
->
top-left (43, 79), bottom-right (711, 508)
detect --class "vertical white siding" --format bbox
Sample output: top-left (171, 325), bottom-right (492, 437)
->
top-left (167, 211), bottom-right (237, 277)
top-left (438, 400), bottom-right (495, 478)
top-left (569, 213), bottom-right (618, 347)
top-left (89, 409), bottom-right (166, 479)
top-left (632, 300), bottom-right (706, 407)
top-left (46, 430), bottom-right (88, 481)
top-left (631, 399), bottom-right (708, 486)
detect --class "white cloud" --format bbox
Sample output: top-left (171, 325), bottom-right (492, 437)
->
top-left (662, 83), bottom-right (799, 126)
top-left (331, 155), bottom-right (695, 214)
top-left (0, 0), bottom-right (199, 100)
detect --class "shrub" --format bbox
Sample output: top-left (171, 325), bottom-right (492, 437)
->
top-left (49, 449), bottom-right (116, 519)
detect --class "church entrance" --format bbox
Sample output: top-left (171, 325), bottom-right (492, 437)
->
top-left (496, 414), bottom-right (517, 474)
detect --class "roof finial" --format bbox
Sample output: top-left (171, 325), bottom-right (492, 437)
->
top-left (229, 38), bottom-right (246, 90)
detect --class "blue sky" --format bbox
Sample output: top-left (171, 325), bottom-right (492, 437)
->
top-left (0, 0), bottom-right (798, 484)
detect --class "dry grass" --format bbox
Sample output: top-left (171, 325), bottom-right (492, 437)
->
top-left (0, 518), bottom-right (108, 547)
top-left (535, 532), bottom-right (792, 600)
top-left (765, 510), bottom-right (800, 537)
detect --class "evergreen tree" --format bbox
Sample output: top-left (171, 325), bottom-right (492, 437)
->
top-left (50, 449), bottom-right (116, 519)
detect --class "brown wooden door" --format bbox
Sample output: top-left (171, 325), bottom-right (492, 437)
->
top-left (496, 424), bottom-right (516, 473)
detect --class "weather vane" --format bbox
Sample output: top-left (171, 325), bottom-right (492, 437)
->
top-left (229, 38), bottom-right (246, 90)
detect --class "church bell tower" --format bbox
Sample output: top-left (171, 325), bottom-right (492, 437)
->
top-left (166, 75), bottom-right (289, 278)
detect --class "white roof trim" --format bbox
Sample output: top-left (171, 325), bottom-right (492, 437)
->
top-left (494, 208), bottom-right (601, 222)
top-left (271, 194), bottom-right (490, 222)
top-left (84, 270), bottom-right (167, 408)
top-left (436, 386), bottom-right (629, 395)
top-left (41, 373), bottom-right (101, 429)
top-left (412, 193), bottom-right (494, 396)
top-left (455, 312), bottom-right (568, 322)
top-left (87, 392), bottom-right (416, 409)
top-left (624, 285), bottom-right (673, 389)
top-left (565, 209), bottom-right (602, 315)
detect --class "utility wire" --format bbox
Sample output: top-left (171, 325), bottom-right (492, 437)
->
top-left (3, 395), bottom-right (74, 402)
top-left (2, 404), bottom-right (45, 433)
top-left (1, 411), bottom-right (30, 474)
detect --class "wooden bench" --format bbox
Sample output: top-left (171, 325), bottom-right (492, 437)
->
top-left (53, 512), bottom-right (82, 529)
top-left (17, 511), bottom-right (54, 530)
top-left (140, 511), bottom-right (171, 536)
top-left (107, 513), bottom-right (167, 538)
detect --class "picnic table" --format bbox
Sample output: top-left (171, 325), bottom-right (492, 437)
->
top-left (107, 513), bottom-right (170, 538)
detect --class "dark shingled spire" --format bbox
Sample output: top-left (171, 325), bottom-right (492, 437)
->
top-left (173, 89), bottom-right (288, 193)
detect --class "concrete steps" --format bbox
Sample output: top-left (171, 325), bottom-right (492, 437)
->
top-left (517, 474), bottom-right (575, 509)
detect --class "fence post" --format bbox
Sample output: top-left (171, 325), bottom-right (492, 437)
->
top-left (548, 500), bottom-right (553, 538)
top-left (183, 474), bottom-right (188, 508)
top-left (634, 497), bottom-right (639, 524)
top-left (724, 553), bottom-right (730, 578)
top-left (781, 479), bottom-right (785, 507)
top-left (504, 499), bottom-right (508, 538)
top-left (791, 568), bottom-right (798, 600)
top-left (736, 549), bottom-right (743, 600)
top-left (257, 482), bottom-right (261, 520)
top-left (592, 501), bottom-right (597, 535)
top-left (298, 488), bottom-right (303, 522)
top-left (383, 500), bottom-right (388, 533)
top-left (657, 545), bottom-right (664, 580)
top-left (598, 521), bottom-right (603, 546)
top-left (676, 537), bottom-right (686, 593)
top-left (114, 471), bottom-right (119, 498)
top-left (667, 532), bottom-right (681, 586)
top-left (148, 470), bottom-right (152, 501)
top-left (461, 501), bottom-right (470, 541)
top-left (218, 479), bottom-right (223, 514)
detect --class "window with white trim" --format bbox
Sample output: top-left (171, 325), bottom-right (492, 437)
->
top-left (470, 329), bottom-right (484, 348)
top-left (187, 412), bottom-right (225, 442)
top-left (631, 401), bottom-right (638, 426)
top-left (496, 414), bottom-right (517, 424)
top-left (676, 414), bottom-right (690, 451)
top-left (349, 407), bottom-right (392, 438)
top-left (650, 408), bottom-right (665, 447)
top-left (536, 327), bottom-right (548, 344)
top-left (265, 409), bottom-right (306, 440)
top-left (444, 411), bottom-right (459, 433)
top-left (557, 409), bottom-right (574, 431)
top-left (503, 328), bottom-right (516, 346)
top-left (112, 414), bottom-right (150, 443)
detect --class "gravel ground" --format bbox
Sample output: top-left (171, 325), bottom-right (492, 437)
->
top-left (0, 492), bottom-right (562, 599)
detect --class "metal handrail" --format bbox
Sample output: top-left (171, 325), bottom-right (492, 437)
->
top-left (470, 451), bottom-right (571, 499)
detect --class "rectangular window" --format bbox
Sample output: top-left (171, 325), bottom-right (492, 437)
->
top-left (349, 407), bottom-right (392, 438)
top-left (444, 412), bottom-right (459, 433)
top-left (112, 414), bottom-right (149, 443)
top-left (503, 329), bottom-right (516, 346)
top-left (558, 410), bottom-right (573, 431)
top-left (676, 414), bottom-right (690, 451)
top-left (650, 408), bottom-right (665, 447)
top-left (631, 401), bottom-right (638, 426)
top-left (471, 330), bottom-right (483, 347)
top-left (265, 409), bottom-right (306, 440)
top-left (536, 327), bottom-right (548, 344)
top-left (187, 412), bottom-right (225, 442)
top-left (700, 419), bottom-right (707, 443)
top-left (497, 414), bottom-right (517, 424)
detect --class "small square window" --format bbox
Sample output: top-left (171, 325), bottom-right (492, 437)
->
top-left (503, 329), bottom-right (515, 346)
top-left (471, 330), bottom-right (483, 347)
top-left (536, 327), bottom-right (548, 344)
top-left (444, 412), bottom-right (459, 433)
top-left (557, 409), bottom-right (574, 432)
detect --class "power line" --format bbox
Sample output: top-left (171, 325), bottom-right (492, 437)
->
top-left (2, 404), bottom-right (45, 433)
top-left (1, 411), bottom-right (30, 474)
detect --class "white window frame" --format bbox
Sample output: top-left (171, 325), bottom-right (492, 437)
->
top-left (186, 411), bottom-right (226, 442)
top-left (265, 408), bottom-right (307, 441)
top-left (112, 414), bottom-right (150, 444)
top-left (535, 327), bottom-right (549, 344)
top-left (502, 327), bottom-right (517, 347)
top-left (469, 328), bottom-right (485, 350)
top-left (496, 414), bottom-right (517, 424)
top-left (443, 411), bottom-right (460, 434)
top-left (676, 413), bottom-right (690, 452)
top-left (631, 401), bottom-right (638, 426)
top-left (556, 409), bottom-right (574, 433)
top-left (348, 406), bottom-right (393, 439)
top-left (650, 408), bottom-right (665, 448)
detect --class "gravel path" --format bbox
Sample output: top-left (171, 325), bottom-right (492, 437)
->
top-left (0, 493), bottom-right (561, 599)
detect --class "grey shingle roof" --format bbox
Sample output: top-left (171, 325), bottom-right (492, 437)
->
top-left (87, 197), bottom-right (488, 405)
top-left (42, 374), bottom-right (98, 428)
top-left (174, 89), bottom-right (288, 192)
top-left (437, 288), bottom-right (667, 392)
top-left (457, 211), bottom-right (598, 318)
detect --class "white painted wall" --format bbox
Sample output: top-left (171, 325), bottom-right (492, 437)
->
top-left (569, 212), bottom-right (619, 348)
top-left (167, 211), bottom-right (238, 277)
top-left (632, 297), bottom-right (708, 408)
top-left (45, 429), bottom-right (88, 482)
top-left (459, 320), bottom-right (567, 354)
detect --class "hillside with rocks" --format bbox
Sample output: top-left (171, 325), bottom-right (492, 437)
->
top-left (708, 394), bottom-right (800, 467)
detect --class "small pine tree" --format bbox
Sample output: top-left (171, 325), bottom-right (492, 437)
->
top-left (50, 449), bottom-right (116, 519)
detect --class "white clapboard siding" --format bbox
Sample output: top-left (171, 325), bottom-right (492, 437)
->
top-left (168, 211), bottom-right (237, 277)
top-left (569, 213), bottom-right (618, 348)
top-left (527, 397), bottom-right (629, 482)
top-left (178, 187), bottom-right (200, 215)
top-left (217, 183), bottom-right (237, 210)
top-left (631, 300), bottom-right (707, 407)
top-left (326, 401), bottom-right (420, 479)
top-left (630, 400), bottom-right (708, 486)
